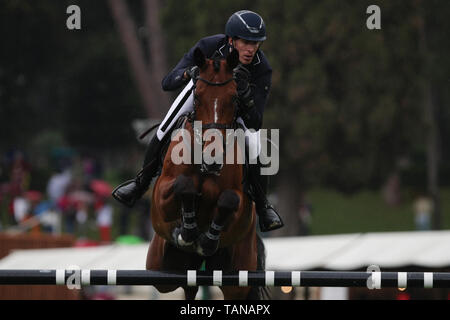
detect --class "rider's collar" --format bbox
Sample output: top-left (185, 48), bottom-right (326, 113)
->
top-left (216, 41), bottom-right (261, 67)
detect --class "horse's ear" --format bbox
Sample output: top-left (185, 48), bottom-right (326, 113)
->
top-left (226, 49), bottom-right (240, 70)
top-left (194, 47), bottom-right (206, 68)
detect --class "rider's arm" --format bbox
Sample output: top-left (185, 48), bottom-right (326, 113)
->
top-left (240, 69), bottom-right (271, 131)
top-left (161, 50), bottom-right (194, 91)
top-left (161, 36), bottom-right (221, 91)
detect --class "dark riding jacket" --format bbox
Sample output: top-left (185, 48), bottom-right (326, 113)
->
top-left (161, 34), bottom-right (272, 131)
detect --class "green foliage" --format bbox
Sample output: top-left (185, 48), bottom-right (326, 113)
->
top-left (307, 187), bottom-right (450, 235)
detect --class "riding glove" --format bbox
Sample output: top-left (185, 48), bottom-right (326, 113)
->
top-left (233, 65), bottom-right (255, 112)
top-left (184, 65), bottom-right (199, 81)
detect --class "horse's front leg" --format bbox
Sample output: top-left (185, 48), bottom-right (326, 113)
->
top-left (196, 189), bottom-right (240, 256)
top-left (172, 174), bottom-right (200, 247)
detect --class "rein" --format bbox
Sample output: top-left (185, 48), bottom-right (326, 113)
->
top-left (192, 73), bottom-right (237, 130)
top-left (195, 76), bottom-right (235, 87)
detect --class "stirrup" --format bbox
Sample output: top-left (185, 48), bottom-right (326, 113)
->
top-left (257, 203), bottom-right (284, 232)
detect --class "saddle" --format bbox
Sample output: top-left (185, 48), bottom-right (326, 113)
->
top-left (156, 113), bottom-right (192, 176)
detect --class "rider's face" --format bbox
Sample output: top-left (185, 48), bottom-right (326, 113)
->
top-left (229, 38), bottom-right (261, 65)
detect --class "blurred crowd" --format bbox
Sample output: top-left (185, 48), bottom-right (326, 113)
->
top-left (0, 149), bottom-right (152, 243)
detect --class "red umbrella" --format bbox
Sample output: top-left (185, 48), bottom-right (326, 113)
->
top-left (90, 180), bottom-right (112, 197)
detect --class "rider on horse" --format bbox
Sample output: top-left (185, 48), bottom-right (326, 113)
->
top-left (112, 10), bottom-right (283, 232)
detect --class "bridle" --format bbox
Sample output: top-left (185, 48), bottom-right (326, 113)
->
top-left (191, 70), bottom-right (239, 130)
top-left (190, 68), bottom-right (239, 175)
top-left (192, 75), bottom-right (238, 129)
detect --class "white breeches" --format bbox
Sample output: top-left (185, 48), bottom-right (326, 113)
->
top-left (157, 80), bottom-right (261, 161)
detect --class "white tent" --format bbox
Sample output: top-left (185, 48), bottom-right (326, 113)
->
top-left (264, 230), bottom-right (450, 270)
top-left (1, 230), bottom-right (450, 271)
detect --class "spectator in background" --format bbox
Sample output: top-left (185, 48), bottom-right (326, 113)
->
top-left (413, 195), bottom-right (432, 231)
top-left (382, 172), bottom-right (401, 206)
top-left (75, 201), bottom-right (89, 238)
top-left (95, 197), bottom-right (113, 243)
top-left (82, 157), bottom-right (103, 187)
top-left (8, 151), bottom-right (31, 198)
top-left (33, 199), bottom-right (58, 234)
top-left (12, 196), bottom-right (30, 224)
top-left (0, 179), bottom-right (8, 228)
top-left (5, 151), bottom-right (31, 226)
top-left (57, 189), bottom-right (77, 234)
top-left (47, 167), bottom-right (72, 206)
top-left (46, 167), bottom-right (72, 232)
top-left (298, 200), bottom-right (313, 236)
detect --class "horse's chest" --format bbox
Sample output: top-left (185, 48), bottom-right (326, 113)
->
top-left (199, 177), bottom-right (221, 203)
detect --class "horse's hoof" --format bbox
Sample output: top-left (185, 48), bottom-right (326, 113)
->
top-left (172, 227), bottom-right (195, 248)
top-left (196, 234), bottom-right (218, 257)
top-left (177, 234), bottom-right (194, 247)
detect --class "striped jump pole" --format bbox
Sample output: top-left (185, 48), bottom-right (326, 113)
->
top-left (0, 270), bottom-right (450, 289)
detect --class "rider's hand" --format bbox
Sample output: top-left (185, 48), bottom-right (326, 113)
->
top-left (233, 65), bottom-right (254, 111)
top-left (237, 85), bottom-right (255, 111)
top-left (184, 65), bottom-right (199, 80)
top-left (233, 64), bottom-right (251, 91)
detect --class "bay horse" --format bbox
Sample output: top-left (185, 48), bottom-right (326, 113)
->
top-left (146, 48), bottom-right (268, 300)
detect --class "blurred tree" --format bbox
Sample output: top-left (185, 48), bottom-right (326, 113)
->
top-left (107, 0), bottom-right (169, 118)
top-left (414, 0), bottom-right (449, 229)
top-left (143, 0), bottom-right (170, 108)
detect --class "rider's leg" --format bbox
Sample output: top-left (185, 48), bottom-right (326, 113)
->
top-left (112, 80), bottom-right (195, 207)
top-left (248, 161), bottom-right (284, 232)
top-left (112, 135), bottom-right (163, 208)
top-left (237, 118), bottom-right (284, 232)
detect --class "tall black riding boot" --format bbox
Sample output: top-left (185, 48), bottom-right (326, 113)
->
top-left (249, 163), bottom-right (284, 232)
top-left (112, 135), bottom-right (163, 208)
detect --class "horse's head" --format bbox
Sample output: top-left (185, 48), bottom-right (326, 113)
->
top-left (191, 48), bottom-right (240, 175)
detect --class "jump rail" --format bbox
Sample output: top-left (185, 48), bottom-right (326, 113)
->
top-left (1, 270), bottom-right (450, 288)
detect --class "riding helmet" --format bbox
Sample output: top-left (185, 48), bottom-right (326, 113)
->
top-left (225, 10), bottom-right (266, 42)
